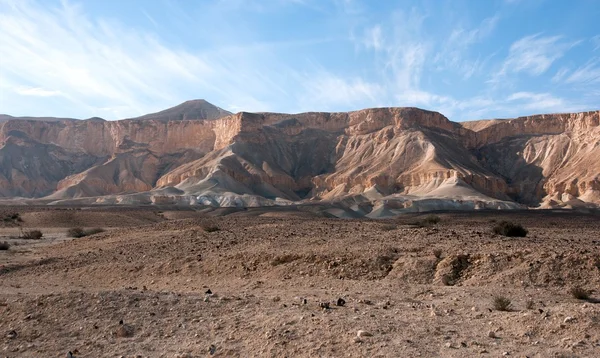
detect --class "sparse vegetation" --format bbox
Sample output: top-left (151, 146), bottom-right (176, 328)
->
top-left (202, 225), bottom-right (220, 233)
top-left (492, 221), bottom-right (528, 237)
top-left (67, 227), bottom-right (105, 238)
top-left (380, 224), bottom-right (396, 231)
top-left (2, 213), bottom-right (22, 223)
top-left (409, 215), bottom-right (441, 228)
top-left (0, 241), bottom-right (9, 250)
top-left (526, 300), bottom-right (535, 310)
top-left (493, 296), bottom-right (512, 311)
top-left (21, 230), bottom-right (43, 240)
top-left (570, 286), bottom-right (591, 300)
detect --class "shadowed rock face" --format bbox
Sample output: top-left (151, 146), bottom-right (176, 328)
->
top-left (0, 100), bottom-right (598, 211)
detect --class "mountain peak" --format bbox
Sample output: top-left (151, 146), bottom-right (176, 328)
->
top-left (127, 99), bottom-right (232, 122)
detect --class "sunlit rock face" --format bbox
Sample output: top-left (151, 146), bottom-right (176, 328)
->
top-left (0, 100), bottom-right (598, 210)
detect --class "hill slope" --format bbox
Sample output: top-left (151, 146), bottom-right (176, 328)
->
top-left (0, 100), bottom-right (598, 214)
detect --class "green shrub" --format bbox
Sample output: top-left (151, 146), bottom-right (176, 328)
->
top-left (493, 221), bottom-right (527, 237)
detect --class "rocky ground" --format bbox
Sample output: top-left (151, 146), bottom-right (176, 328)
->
top-left (0, 208), bottom-right (599, 357)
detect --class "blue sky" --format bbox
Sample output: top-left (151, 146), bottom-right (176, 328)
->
top-left (1, 0), bottom-right (599, 121)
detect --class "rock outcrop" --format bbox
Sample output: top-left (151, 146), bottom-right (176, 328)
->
top-left (0, 100), bottom-right (598, 213)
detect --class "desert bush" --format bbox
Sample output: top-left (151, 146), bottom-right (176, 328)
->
top-left (380, 224), bottom-right (397, 231)
top-left (570, 286), bottom-right (590, 300)
top-left (526, 300), bottom-right (535, 310)
top-left (493, 296), bottom-right (512, 311)
top-left (0, 241), bottom-right (9, 250)
top-left (67, 227), bottom-right (86, 238)
top-left (409, 215), bottom-right (441, 228)
top-left (202, 225), bottom-right (220, 233)
top-left (2, 213), bottom-right (22, 223)
top-left (21, 230), bottom-right (43, 240)
top-left (85, 228), bottom-right (104, 236)
top-left (492, 221), bottom-right (527, 237)
top-left (423, 215), bottom-right (441, 225)
top-left (67, 227), bottom-right (105, 238)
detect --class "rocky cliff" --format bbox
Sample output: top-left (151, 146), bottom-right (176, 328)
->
top-left (0, 100), bottom-right (598, 213)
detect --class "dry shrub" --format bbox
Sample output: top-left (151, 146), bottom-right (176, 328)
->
top-left (493, 296), bottom-right (512, 311)
top-left (67, 227), bottom-right (86, 238)
top-left (202, 225), bottom-right (220, 233)
top-left (492, 221), bottom-right (527, 237)
top-left (68, 227), bottom-right (105, 238)
top-left (570, 287), bottom-right (590, 300)
top-left (22, 230), bottom-right (43, 240)
top-left (410, 215), bottom-right (441, 228)
top-left (271, 254), bottom-right (301, 266)
top-left (380, 224), bottom-right (397, 231)
top-left (526, 300), bottom-right (535, 310)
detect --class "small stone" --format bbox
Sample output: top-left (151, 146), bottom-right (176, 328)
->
top-left (357, 330), bottom-right (373, 338)
top-left (564, 316), bottom-right (576, 323)
top-left (272, 296), bottom-right (281, 302)
top-left (488, 331), bottom-right (496, 338)
top-left (319, 302), bottom-right (330, 309)
top-left (205, 289), bottom-right (212, 295)
top-left (6, 330), bottom-right (17, 339)
top-left (208, 344), bottom-right (216, 355)
top-left (336, 298), bottom-right (346, 307)
top-left (502, 352), bottom-right (509, 356)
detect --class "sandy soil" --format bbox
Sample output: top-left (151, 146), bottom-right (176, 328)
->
top-left (1, 208), bottom-right (599, 357)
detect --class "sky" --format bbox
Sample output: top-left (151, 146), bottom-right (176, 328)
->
top-left (0, 0), bottom-right (599, 121)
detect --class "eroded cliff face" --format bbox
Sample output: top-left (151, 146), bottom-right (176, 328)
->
top-left (464, 111), bottom-right (600, 207)
top-left (0, 101), bottom-right (598, 209)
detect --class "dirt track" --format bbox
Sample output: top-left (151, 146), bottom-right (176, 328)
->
top-left (1, 209), bottom-right (599, 357)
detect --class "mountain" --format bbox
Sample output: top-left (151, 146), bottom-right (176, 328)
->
top-left (0, 100), bottom-right (598, 216)
top-left (126, 99), bottom-right (231, 121)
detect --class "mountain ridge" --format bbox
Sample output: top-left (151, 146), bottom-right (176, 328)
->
top-left (0, 100), bottom-right (598, 216)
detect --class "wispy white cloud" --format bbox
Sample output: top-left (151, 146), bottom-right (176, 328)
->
top-left (491, 34), bottom-right (579, 82)
top-left (434, 15), bottom-right (499, 79)
top-left (565, 60), bottom-right (600, 84)
top-left (593, 35), bottom-right (600, 51)
top-left (0, 0), bottom-right (324, 118)
top-left (15, 86), bottom-right (63, 97)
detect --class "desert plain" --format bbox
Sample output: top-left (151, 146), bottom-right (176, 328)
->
top-left (0, 206), bottom-right (599, 357)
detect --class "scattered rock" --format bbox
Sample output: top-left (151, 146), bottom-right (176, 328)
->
top-left (209, 344), bottom-right (216, 355)
top-left (488, 331), bottom-right (496, 338)
top-left (502, 352), bottom-right (509, 356)
top-left (319, 302), bottom-right (330, 309)
top-left (205, 289), bottom-right (212, 295)
top-left (357, 330), bottom-right (373, 338)
top-left (272, 296), bottom-right (281, 302)
top-left (336, 298), bottom-right (346, 307)
top-left (6, 330), bottom-right (17, 339)
top-left (564, 316), bottom-right (576, 323)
